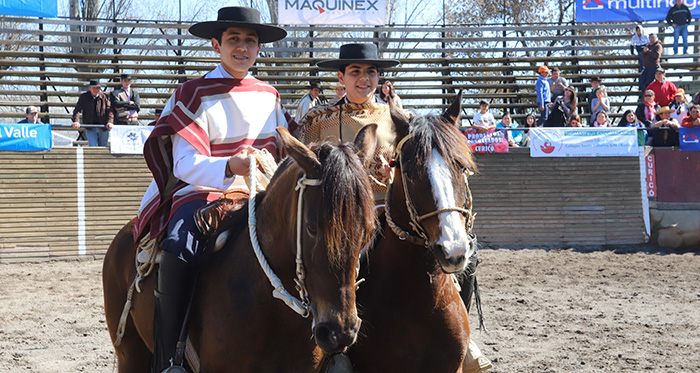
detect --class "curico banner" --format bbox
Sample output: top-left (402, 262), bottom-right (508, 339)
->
top-left (0, 0), bottom-right (57, 18)
top-left (278, 0), bottom-right (386, 25)
top-left (679, 127), bottom-right (700, 151)
top-left (110, 125), bottom-right (153, 154)
top-left (529, 128), bottom-right (638, 157)
top-left (0, 122), bottom-right (52, 151)
top-left (576, 0), bottom-right (700, 23)
top-left (461, 129), bottom-right (509, 153)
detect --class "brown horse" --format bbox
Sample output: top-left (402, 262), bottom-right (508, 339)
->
top-left (346, 93), bottom-right (478, 372)
top-left (103, 126), bottom-right (378, 372)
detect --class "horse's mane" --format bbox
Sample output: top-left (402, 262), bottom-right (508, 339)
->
top-left (312, 141), bottom-right (376, 268)
top-left (408, 114), bottom-right (477, 176)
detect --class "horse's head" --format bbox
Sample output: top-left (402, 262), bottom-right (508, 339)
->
top-left (269, 126), bottom-right (377, 354)
top-left (387, 91), bottom-right (478, 273)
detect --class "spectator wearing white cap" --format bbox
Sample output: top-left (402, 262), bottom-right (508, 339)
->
top-left (18, 106), bottom-right (39, 124)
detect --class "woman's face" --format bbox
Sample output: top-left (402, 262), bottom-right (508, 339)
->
top-left (597, 89), bottom-right (605, 99)
top-left (502, 115), bottom-right (511, 125)
top-left (644, 92), bottom-right (654, 102)
top-left (526, 116), bottom-right (535, 126)
top-left (565, 89), bottom-right (573, 99)
top-left (626, 112), bottom-right (636, 122)
top-left (381, 81), bottom-right (391, 95)
top-left (570, 118), bottom-right (581, 127)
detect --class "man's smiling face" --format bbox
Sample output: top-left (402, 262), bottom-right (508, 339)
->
top-left (338, 63), bottom-right (379, 104)
top-left (212, 27), bottom-right (261, 79)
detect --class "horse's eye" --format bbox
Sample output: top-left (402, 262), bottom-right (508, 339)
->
top-left (306, 222), bottom-right (318, 236)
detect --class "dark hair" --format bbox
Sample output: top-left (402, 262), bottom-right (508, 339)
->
top-left (618, 109), bottom-right (637, 127)
top-left (479, 100), bottom-right (489, 106)
top-left (591, 76), bottom-right (602, 82)
top-left (551, 67), bottom-right (560, 72)
top-left (213, 26), bottom-right (259, 44)
top-left (525, 113), bottom-right (537, 127)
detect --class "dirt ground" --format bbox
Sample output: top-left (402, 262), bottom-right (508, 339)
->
top-left (1, 245), bottom-right (698, 372)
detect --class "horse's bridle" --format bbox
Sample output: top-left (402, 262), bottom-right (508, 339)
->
top-left (385, 134), bottom-right (476, 247)
top-left (247, 155), bottom-right (321, 318)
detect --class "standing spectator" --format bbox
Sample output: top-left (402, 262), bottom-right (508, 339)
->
top-left (636, 90), bottom-right (660, 127)
top-left (110, 73), bottom-right (140, 125)
top-left (639, 34), bottom-right (662, 92)
top-left (295, 82), bottom-right (322, 122)
top-left (568, 114), bottom-right (583, 127)
top-left (630, 25), bottom-right (649, 71)
top-left (520, 113), bottom-right (538, 147)
top-left (669, 88), bottom-right (689, 123)
top-left (585, 76), bottom-right (602, 115)
top-left (590, 86), bottom-right (610, 119)
top-left (645, 68), bottom-right (677, 107)
top-left (71, 79), bottom-right (114, 147)
top-left (496, 112), bottom-right (523, 146)
top-left (545, 86), bottom-right (577, 127)
top-left (591, 111), bottom-right (610, 127)
top-left (650, 106), bottom-right (680, 146)
top-left (547, 67), bottom-right (569, 102)
top-left (18, 106), bottom-right (39, 124)
top-left (328, 84), bottom-right (345, 105)
top-left (378, 80), bottom-right (403, 109)
top-left (666, 0), bottom-right (692, 55)
top-left (681, 104), bottom-right (700, 127)
top-left (536, 65), bottom-right (551, 125)
top-left (472, 100), bottom-right (496, 133)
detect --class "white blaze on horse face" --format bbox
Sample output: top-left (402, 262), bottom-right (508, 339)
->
top-left (427, 149), bottom-right (471, 263)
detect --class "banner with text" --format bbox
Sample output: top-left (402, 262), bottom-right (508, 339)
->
top-left (0, 0), bottom-right (57, 18)
top-left (679, 127), bottom-right (700, 151)
top-left (0, 122), bottom-right (52, 151)
top-left (576, 0), bottom-right (700, 23)
top-left (462, 129), bottom-right (510, 153)
top-left (110, 125), bottom-right (153, 154)
top-left (529, 128), bottom-right (638, 157)
top-left (279, 0), bottom-right (386, 25)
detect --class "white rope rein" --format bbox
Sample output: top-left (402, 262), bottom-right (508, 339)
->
top-left (247, 152), bottom-right (320, 318)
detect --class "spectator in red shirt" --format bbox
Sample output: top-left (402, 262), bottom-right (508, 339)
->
top-left (681, 105), bottom-right (700, 127)
top-left (645, 68), bottom-right (677, 107)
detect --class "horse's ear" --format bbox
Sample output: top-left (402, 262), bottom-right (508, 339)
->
top-left (441, 90), bottom-right (463, 127)
top-left (276, 127), bottom-right (321, 176)
top-left (353, 124), bottom-right (378, 164)
top-left (389, 98), bottom-right (410, 140)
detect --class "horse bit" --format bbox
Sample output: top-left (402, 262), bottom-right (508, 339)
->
top-left (385, 134), bottom-right (476, 247)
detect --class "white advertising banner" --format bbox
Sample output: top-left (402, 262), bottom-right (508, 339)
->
top-left (529, 128), bottom-right (638, 157)
top-left (110, 125), bottom-right (153, 154)
top-left (278, 0), bottom-right (386, 25)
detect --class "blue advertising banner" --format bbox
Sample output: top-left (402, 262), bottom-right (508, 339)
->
top-left (0, 122), bottom-right (52, 151)
top-left (0, 0), bottom-right (57, 18)
top-left (576, 0), bottom-right (700, 23)
top-left (680, 127), bottom-right (700, 151)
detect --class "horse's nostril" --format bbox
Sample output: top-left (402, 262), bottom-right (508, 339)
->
top-left (314, 322), bottom-right (357, 354)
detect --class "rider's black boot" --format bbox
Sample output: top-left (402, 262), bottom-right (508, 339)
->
top-left (152, 251), bottom-right (195, 373)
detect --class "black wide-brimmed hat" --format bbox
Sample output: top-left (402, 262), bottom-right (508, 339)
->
top-left (317, 43), bottom-right (400, 70)
top-left (189, 6), bottom-right (287, 43)
top-left (120, 73), bottom-right (132, 80)
top-left (85, 79), bottom-right (105, 87)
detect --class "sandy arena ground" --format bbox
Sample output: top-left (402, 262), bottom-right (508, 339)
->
top-left (1, 245), bottom-right (698, 372)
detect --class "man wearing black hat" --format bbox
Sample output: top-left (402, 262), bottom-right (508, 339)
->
top-left (132, 7), bottom-right (292, 372)
top-left (297, 43), bottom-right (400, 201)
top-left (110, 73), bottom-right (141, 125)
top-left (72, 79), bottom-right (114, 146)
top-left (295, 82), bottom-right (322, 121)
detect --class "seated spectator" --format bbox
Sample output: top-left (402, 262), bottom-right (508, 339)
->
top-left (630, 25), bottom-right (649, 71)
top-left (496, 112), bottom-right (523, 146)
top-left (544, 86), bottom-right (577, 127)
top-left (472, 100), bottom-right (496, 133)
top-left (645, 68), bottom-right (677, 107)
top-left (568, 114), bottom-right (583, 127)
top-left (591, 111), bottom-right (610, 127)
top-left (18, 106), bottom-right (39, 124)
top-left (681, 104), bottom-right (700, 127)
top-left (619, 109), bottom-right (648, 143)
top-left (669, 88), bottom-right (688, 123)
top-left (547, 67), bottom-right (569, 102)
top-left (650, 106), bottom-right (680, 146)
top-left (590, 86), bottom-right (610, 119)
top-left (520, 113), bottom-right (538, 147)
top-left (378, 80), bottom-right (402, 109)
top-left (635, 90), bottom-right (659, 127)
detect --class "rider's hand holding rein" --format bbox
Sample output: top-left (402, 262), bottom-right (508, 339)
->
top-left (226, 147), bottom-right (252, 177)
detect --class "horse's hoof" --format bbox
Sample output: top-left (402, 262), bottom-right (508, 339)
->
top-left (327, 353), bottom-right (353, 373)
